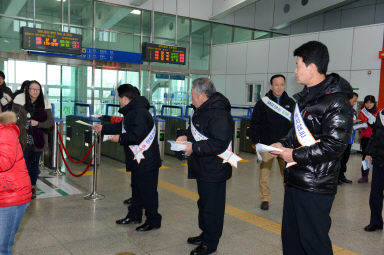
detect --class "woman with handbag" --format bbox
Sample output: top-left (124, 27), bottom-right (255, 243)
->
top-left (12, 80), bottom-right (54, 199)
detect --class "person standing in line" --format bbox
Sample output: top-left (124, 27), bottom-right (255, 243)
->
top-left (12, 81), bottom-right (54, 199)
top-left (247, 74), bottom-right (295, 210)
top-left (357, 95), bottom-right (379, 183)
top-left (0, 111), bottom-right (32, 255)
top-left (338, 92), bottom-right (359, 184)
top-left (93, 84), bottom-right (162, 232)
top-left (0, 71), bottom-right (13, 112)
top-left (177, 78), bottom-right (236, 255)
top-left (270, 41), bottom-right (353, 255)
top-left (363, 109), bottom-right (384, 232)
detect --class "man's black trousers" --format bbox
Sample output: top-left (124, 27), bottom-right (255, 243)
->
top-left (128, 169), bottom-right (162, 226)
top-left (197, 179), bottom-right (226, 251)
top-left (369, 162), bottom-right (384, 226)
top-left (282, 186), bottom-right (335, 255)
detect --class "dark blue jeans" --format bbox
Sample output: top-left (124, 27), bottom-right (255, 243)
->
top-left (23, 150), bottom-right (42, 186)
top-left (0, 203), bottom-right (29, 255)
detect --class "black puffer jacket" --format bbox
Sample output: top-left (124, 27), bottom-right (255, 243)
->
top-left (102, 96), bottom-right (161, 172)
top-left (247, 90), bottom-right (295, 145)
top-left (280, 73), bottom-right (353, 194)
top-left (186, 92), bottom-right (234, 182)
top-left (366, 110), bottom-right (384, 165)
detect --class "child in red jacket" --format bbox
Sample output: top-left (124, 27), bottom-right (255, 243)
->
top-left (357, 95), bottom-right (379, 183)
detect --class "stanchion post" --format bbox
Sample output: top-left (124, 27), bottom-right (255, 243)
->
top-left (84, 130), bottom-right (105, 201)
top-left (50, 121), bottom-right (65, 176)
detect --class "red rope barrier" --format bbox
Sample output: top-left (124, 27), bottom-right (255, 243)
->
top-left (58, 144), bottom-right (93, 177)
top-left (58, 132), bottom-right (94, 164)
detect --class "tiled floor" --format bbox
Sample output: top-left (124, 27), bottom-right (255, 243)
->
top-left (13, 151), bottom-right (384, 255)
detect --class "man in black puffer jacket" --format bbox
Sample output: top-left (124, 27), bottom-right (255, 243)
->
top-left (270, 41), bottom-right (353, 255)
top-left (93, 84), bottom-right (162, 232)
top-left (177, 78), bottom-right (234, 255)
top-left (363, 109), bottom-right (384, 232)
top-left (247, 74), bottom-right (295, 210)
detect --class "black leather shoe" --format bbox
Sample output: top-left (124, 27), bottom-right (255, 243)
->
top-left (338, 179), bottom-right (343, 185)
top-left (136, 222), bottom-right (160, 231)
top-left (187, 234), bottom-right (203, 245)
top-left (123, 198), bottom-right (132, 205)
top-left (340, 176), bottom-right (352, 184)
top-left (115, 216), bottom-right (141, 225)
top-left (364, 224), bottom-right (383, 232)
top-left (190, 244), bottom-right (216, 255)
top-left (260, 201), bottom-right (269, 210)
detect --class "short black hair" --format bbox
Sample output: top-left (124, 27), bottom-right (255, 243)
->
top-left (364, 95), bottom-right (376, 104)
top-left (117, 84), bottom-right (139, 100)
top-left (0, 71), bottom-right (5, 80)
top-left (270, 74), bottom-right (286, 85)
top-left (294, 41), bottom-right (329, 74)
top-left (352, 92), bottom-right (358, 98)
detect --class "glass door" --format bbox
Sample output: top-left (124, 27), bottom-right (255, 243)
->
top-left (150, 72), bottom-right (188, 116)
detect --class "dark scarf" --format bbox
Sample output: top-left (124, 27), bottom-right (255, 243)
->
top-left (30, 108), bottom-right (48, 149)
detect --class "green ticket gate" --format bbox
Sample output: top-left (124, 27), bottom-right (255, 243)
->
top-left (65, 103), bottom-right (101, 164)
top-left (161, 105), bottom-right (189, 156)
top-left (231, 106), bottom-right (255, 154)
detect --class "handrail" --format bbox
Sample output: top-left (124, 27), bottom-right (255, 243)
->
top-left (74, 103), bottom-right (92, 116)
top-left (105, 104), bottom-right (120, 116)
top-left (161, 105), bottom-right (183, 117)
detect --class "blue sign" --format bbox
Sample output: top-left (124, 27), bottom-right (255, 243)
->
top-left (29, 47), bottom-right (143, 64)
top-left (155, 74), bottom-right (185, 80)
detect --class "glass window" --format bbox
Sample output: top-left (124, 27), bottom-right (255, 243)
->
top-left (118, 71), bottom-right (139, 87)
top-left (65, 0), bottom-right (93, 27)
top-left (142, 10), bottom-right (151, 36)
top-left (177, 17), bottom-right (190, 42)
top-left (233, 27), bottom-right (253, 42)
top-left (0, 17), bottom-right (21, 53)
top-left (15, 61), bottom-right (46, 84)
top-left (154, 13), bottom-right (176, 39)
top-left (0, 0), bottom-right (33, 19)
top-left (272, 33), bottom-right (284, 38)
top-left (254, 31), bottom-right (271, 40)
top-left (191, 43), bottom-right (209, 70)
top-left (192, 20), bottom-right (210, 44)
top-left (102, 69), bottom-right (117, 88)
top-left (95, 2), bottom-right (140, 34)
top-left (95, 31), bottom-right (141, 52)
top-left (35, 0), bottom-right (61, 23)
top-left (212, 23), bottom-right (232, 45)
top-left (47, 65), bottom-right (61, 85)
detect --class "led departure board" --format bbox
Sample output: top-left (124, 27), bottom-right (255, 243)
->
top-left (142, 42), bottom-right (186, 65)
top-left (21, 27), bottom-right (82, 55)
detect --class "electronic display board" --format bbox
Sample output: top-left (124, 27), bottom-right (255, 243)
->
top-left (21, 27), bottom-right (82, 55)
top-left (142, 42), bottom-right (186, 65)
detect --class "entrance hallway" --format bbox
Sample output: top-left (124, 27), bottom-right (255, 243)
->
top-left (14, 152), bottom-right (383, 255)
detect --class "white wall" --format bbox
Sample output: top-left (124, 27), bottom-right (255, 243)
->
top-left (211, 23), bottom-right (384, 106)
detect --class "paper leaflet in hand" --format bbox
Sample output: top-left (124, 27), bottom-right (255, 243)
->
top-left (168, 140), bottom-right (190, 151)
top-left (362, 159), bottom-right (372, 171)
top-left (75, 120), bottom-right (93, 127)
top-left (353, 123), bottom-right (368, 130)
top-left (103, 135), bottom-right (115, 142)
top-left (255, 143), bottom-right (283, 162)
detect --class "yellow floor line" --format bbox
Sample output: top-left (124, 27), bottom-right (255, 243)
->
top-left (118, 169), bottom-right (359, 255)
top-left (239, 159), bottom-right (249, 162)
top-left (181, 163), bottom-right (188, 166)
top-left (78, 171), bottom-right (93, 176)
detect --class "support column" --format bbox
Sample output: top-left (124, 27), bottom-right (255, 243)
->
top-left (378, 33), bottom-right (384, 109)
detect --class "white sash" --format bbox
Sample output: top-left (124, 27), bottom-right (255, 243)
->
top-left (380, 111), bottom-right (384, 126)
top-left (261, 97), bottom-right (291, 121)
top-left (286, 104), bottom-right (318, 167)
top-left (190, 121), bottom-right (242, 168)
top-left (361, 108), bottom-right (376, 125)
top-left (129, 125), bottom-right (156, 164)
